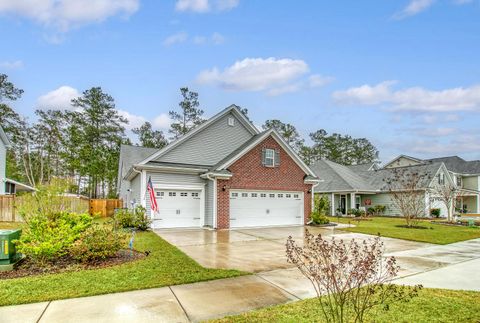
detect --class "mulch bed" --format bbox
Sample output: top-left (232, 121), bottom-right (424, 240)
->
top-left (0, 249), bottom-right (145, 280)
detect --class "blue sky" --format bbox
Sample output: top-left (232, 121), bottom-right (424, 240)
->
top-left (1, 0), bottom-right (479, 163)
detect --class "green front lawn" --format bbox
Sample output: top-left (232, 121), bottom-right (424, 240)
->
top-left (329, 216), bottom-right (480, 244)
top-left (211, 288), bottom-right (480, 323)
top-left (0, 229), bottom-right (245, 306)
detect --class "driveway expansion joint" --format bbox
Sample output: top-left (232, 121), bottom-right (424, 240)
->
top-left (255, 273), bottom-right (302, 301)
top-left (169, 286), bottom-right (192, 323)
top-left (36, 301), bottom-right (51, 323)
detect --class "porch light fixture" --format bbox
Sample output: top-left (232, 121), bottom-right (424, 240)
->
top-left (222, 185), bottom-right (227, 191)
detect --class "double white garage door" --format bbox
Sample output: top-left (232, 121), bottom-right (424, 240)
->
top-left (151, 189), bottom-right (304, 229)
top-left (230, 190), bottom-right (304, 228)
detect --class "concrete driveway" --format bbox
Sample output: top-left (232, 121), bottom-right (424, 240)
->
top-left (155, 225), bottom-right (432, 274)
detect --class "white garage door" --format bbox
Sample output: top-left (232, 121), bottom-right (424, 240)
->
top-left (230, 190), bottom-right (304, 228)
top-left (152, 190), bottom-right (202, 228)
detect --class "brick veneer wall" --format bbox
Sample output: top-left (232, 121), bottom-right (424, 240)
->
top-left (216, 135), bottom-right (313, 229)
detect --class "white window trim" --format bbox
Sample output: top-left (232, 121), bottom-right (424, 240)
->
top-left (264, 148), bottom-right (275, 167)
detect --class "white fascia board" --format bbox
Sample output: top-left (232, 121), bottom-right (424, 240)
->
top-left (382, 154), bottom-right (423, 168)
top-left (0, 127), bottom-right (11, 147)
top-left (137, 105), bottom-right (259, 165)
top-left (125, 164), bottom-right (208, 181)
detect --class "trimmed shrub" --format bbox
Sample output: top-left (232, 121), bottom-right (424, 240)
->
top-left (71, 224), bottom-right (128, 263)
top-left (430, 208), bottom-right (441, 218)
top-left (114, 206), bottom-right (151, 231)
top-left (16, 212), bottom-right (93, 265)
top-left (311, 211), bottom-right (330, 225)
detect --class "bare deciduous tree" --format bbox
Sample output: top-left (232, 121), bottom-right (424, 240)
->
top-left (430, 181), bottom-right (462, 223)
top-left (383, 167), bottom-right (430, 227)
top-left (286, 230), bottom-right (421, 323)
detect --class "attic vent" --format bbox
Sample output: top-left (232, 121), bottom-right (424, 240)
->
top-left (228, 117), bottom-right (235, 126)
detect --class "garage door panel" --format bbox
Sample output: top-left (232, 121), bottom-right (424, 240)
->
top-left (230, 190), bottom-right (303, 228)
top-left (152, 189), bottom-right (201, 228)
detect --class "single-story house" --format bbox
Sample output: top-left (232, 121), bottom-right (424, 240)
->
top-left (0, 126), bottom-right (35, 195)
top-left (118, 105), bottom-right (320, 229)
top-left (309, 155), bottom-right (480, 218)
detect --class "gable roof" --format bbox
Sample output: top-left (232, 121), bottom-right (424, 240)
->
top-left (138, 105), bottom-right (259, 165)
top-left (117, 145), bottom-right (159, 189)
top-left (213, 128), bottom-right (318, 178)
top-left (0, 126), bottom-right (11, 147)
top-left (346, 162), bottom-right (377, 172)
top-left (310, 160), bottom-right (377, 192)
top-left (426, 156), bottom-right (480, 175)
top-left (383, 154), bottom-right (424, 168)
top-left (311, 159), bottom-right (446, 193)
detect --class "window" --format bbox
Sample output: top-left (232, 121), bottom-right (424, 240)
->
top-left (456, 176), bottom-right (462, 187)
top-left (278, 194), bottom-right (283, 198)
top-left (260, 193), bottom-right (267, 198)
top-left (169, 192), bottom-right (176, 197)
top-left (355, 196), bottom-right (361, 209)
top-left (156, 191), bottom-right (164, 197)
top-left (438, 173), bottom-right (445, 185)
top-left (251, 193), bottom-right (258, 197)
top-left (231, 192), bottom-right (238, 197)
top-left (263, 148), bottom-right (275, 167)
top-left (269, 193), bottom-right (275, 198)
top-left (286, 194), bottom-right (291, 198)
top-left (180, 192), bottom-right (188, 197)
top-left (293, 194), bottom-right (299, 198)
top-left (191, 192), bottom-right (199, 198)
top-left (241, 192), bottom-right (248, 197)
top-left (228, 117), bottom-right (235, 126)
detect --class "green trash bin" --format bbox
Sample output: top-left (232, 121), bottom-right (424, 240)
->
top-left (0, 229), bottom-right (22, 266)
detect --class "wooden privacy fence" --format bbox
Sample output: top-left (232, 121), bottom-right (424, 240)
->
top-left (0, 195), bottom-right (90, 222)
top-left (0, 195), bottom-right (16, 222)
top-left (89, 199), bottom-right (123, 217)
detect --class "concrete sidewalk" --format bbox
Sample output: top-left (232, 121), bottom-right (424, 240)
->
top-left (1, 237), bottom-right (479, 323)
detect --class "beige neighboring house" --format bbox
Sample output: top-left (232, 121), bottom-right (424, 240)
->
top-left (0, 126), bottom-right (35, 195)
top-left (310, 154), bottom-right (480, 218)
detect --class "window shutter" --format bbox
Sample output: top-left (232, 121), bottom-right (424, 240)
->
top-left (274, 149), bottom-right (280, 167)
top-left (261, 148), bottom-right (266, 166)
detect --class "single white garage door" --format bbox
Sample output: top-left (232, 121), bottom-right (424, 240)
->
top-left (152, 189), bottom-right (202, 228)
top-left (230, 190), bottom-right (304, 228)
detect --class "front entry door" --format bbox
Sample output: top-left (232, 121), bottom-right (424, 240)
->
top-left (340, 195), bottom-right (346, 215)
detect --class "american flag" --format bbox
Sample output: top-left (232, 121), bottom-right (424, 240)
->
top-left (147, 176), bottom-right (158, 213)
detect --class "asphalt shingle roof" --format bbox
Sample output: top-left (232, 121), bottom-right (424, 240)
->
top-left (426, 156), bottom-right (480, 174)
top-left (311, 159), bottom-right (443, 193)
top-left (119, 144), bottom-right (159, 178)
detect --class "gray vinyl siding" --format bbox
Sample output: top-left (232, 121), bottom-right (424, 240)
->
top-left (129, 175), bottom-right (141, 208)
top-left (155, 112), bottom-right (253, 166)
top-left (205, 179), bottom-right (215, 227)
top-left (365, 193), bottom-right (427, 217)
top-left (0, 141), bottom-right (6, 194)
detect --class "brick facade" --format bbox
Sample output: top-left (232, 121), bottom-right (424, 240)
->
top-left (216, 135), bottom-right (313, 229)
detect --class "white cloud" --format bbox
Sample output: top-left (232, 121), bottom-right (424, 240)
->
top-left (197, 57), bottom-right (309, 92)
top-left (333, 81), bottom-right (480, 112)
top-left (153, 113), bottom-right (172, 129)
top-left (308, 74), bottom-right (334, 88)
top-left (176, 0), bottom-right (209, 12)
top-left (413, 127), bottom-right (456, 137)
top-left (393, 0), bottom-right (435, 19)
top-left (175, 0), bottom-right (239, 13)
top-left (267, 83), bottom-right (302, 96)
top-left (192, 32), bottom-right (225, 45)
top-left (211, 32), bottom-right (225, 45)
top-left (0, 0), bottom-right (139, 32)
top-left (118, 111), bottom-right (171, 130)
top-left (0, 60), bottom-right (23, 69)
top-left (401, 135), bottom-right (480, 156)
top-left (163, 32), bottom-right (188, 46)
top-left (37, 85), bottom-right (80, 110)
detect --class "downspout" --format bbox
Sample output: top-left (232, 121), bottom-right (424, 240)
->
top-left (205, 173), bottom-right (217, 229)
top-left (131, 167), bottom-right (142, 209)
top-left (309, 181), bottom-right (321, 224)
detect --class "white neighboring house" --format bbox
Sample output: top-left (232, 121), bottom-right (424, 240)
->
top-left (0, 126), bottom-right (35, 195)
